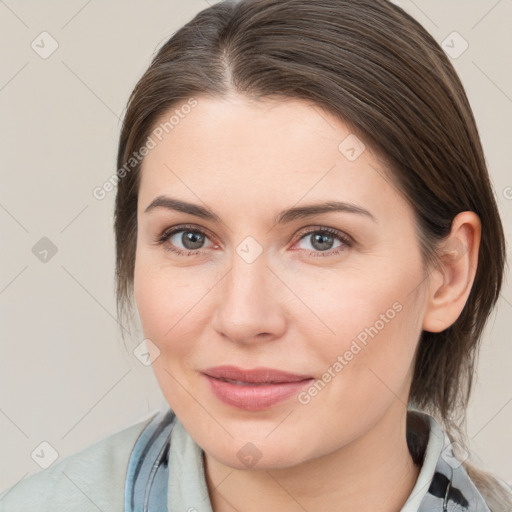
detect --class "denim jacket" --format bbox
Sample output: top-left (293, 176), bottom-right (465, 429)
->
top-left (405, 410), bottom-right (492, 511)
top-left (0, 407), bottom-right (505, 511)
top-left (125, 408), bottom-right (497, 512)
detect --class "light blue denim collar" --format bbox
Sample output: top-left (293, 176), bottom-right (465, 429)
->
top-left (404, 410), bottom-right (490, 512)
top-left (126, 407), bottom-right (492, 512)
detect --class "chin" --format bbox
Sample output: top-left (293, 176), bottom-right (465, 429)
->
top-left (206, 443), bottom-right (306, 471)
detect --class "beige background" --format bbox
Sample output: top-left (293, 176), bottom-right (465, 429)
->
top-left (0, 0), bottom-right (511, 492)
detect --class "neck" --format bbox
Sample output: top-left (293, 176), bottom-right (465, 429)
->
top-left (204, 403), bottom-right (421, 512)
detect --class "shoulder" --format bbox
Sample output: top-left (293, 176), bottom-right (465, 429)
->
top-left (405, 410), bottom-right (512, 511)
top-left (0, 412), bottom-right (158, 512)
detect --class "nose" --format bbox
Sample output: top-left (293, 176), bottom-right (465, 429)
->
top-left (210, 251), bottom-right (288, 346)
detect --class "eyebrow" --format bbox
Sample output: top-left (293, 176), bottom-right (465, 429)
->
top-left (143, 195), bottom-right (376, 224)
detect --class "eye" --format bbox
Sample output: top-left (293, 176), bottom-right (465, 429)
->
top-left (156, 225), bottom-right (216, 256)
top-left (155, 224), bottom-right (352, 258)
top-left (293, 227), bottom-right (352, 257)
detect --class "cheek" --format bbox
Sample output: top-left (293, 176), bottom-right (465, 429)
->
top-left (296, 264), bottom-right (424, 395)
top-left (294, 263), bottom-right (419, 345)
top-left (133, 250), bottom-right (225, 378)
top-left (133, 256), bottom-right (196, 349)
top-left (133, 258), bottom-right (204, 410)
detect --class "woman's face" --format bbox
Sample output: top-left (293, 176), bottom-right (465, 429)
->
top-left (134, 94), bottom-right (430, 469)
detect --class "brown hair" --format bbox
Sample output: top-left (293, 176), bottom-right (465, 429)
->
top-left (114, 0), bottom-right (510, 506)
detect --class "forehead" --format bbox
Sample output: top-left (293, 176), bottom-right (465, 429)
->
top-left (137, 94), bottom-right (410, 224)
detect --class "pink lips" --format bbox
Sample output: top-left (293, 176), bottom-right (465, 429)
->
top-left (202, 365), bottom-right (314, 411)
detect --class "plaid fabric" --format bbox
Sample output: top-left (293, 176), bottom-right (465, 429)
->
top-left (417, 429), bottom-right (490, 511)
top-left (123, 408), bottom-right (500, 512)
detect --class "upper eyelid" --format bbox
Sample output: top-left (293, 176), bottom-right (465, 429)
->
top-left (296, 225), bottom-right (351, 239)
top-left (161, 224), bottom-right (215, 242)
top-left (161, 224), bottom-right (352, 247)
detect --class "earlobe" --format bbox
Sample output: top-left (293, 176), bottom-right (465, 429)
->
top-left (422, 212), bottom-right (481, 333)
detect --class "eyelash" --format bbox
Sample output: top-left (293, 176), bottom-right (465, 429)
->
top-left (156, 224), bottom-right (353, 258)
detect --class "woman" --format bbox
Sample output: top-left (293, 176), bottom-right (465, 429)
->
top-left (1, 0), bottom-right (510, 510)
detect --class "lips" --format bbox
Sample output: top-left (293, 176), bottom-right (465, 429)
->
top-left (203, 365), bottom-right (313, 384)
top-left (201, 365), bottom-right (315, 410)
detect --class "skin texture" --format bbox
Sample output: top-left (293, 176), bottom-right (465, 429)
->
top-left (134, 93), bottom-right (481, 511)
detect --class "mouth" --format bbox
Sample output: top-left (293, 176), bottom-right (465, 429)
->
top-left (211, 377), bottom-right (286, 386)
top-left (202, 365), bottom-right (314, 384)
top-left (201, 365), bottom-right (314, 410)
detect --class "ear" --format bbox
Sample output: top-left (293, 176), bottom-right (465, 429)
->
top-left (422, 211), bottom-right (481, 333)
